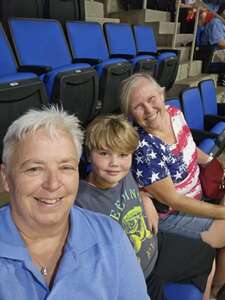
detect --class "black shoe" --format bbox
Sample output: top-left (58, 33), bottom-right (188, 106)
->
top-left (217, 285), bottom-right (225, 300)
top-left (217, 79), bottom-right (225, 87)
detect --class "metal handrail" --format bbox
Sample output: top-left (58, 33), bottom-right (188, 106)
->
top-left (143, 0), bottom-right (147, 9)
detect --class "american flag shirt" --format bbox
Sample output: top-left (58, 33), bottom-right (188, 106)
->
top-left (132, 106), bottom-right (202, 216)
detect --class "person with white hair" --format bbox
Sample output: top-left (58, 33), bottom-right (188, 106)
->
top-left (0, 106), bottom-right (150, 299)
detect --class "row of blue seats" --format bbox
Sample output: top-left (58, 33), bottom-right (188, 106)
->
top-left (0, 19), bottom-right (179, 124)
top-left (166, 79), bottom-right (225, 157)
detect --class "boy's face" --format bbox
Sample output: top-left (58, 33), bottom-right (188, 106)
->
top-left (89, 148), bottom-right (132, 188)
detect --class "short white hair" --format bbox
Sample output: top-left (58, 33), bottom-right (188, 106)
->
top-left (2, 106), bottom-right (84, 168)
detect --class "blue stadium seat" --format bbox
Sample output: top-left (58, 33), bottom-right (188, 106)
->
top-left (181, 86), bottom-right (225, 154)
top-left (199, 79), bottom-right (225, 121)
top-left (165, 97), bottom-right (181, 109)
top-left (0, 22), bottom-right (48, 161)
top-left (165, 97), bottom-right (220, 156)
top-left (132, 24), bottom-right (179, 90)
top-left (66, 21), bottom-right (132, 114)
top-left (103, 22), bottom-right (157, 76)
top-left (164, 283), bottom-right (203, 300)
top-left (8, 18), bottom-right (98, 125)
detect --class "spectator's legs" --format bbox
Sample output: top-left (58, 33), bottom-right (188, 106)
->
top-left (201, 220), bottom-right (225, 298)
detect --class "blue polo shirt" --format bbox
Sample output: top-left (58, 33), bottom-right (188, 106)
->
top-left (0, 205), bottom-right (150, 300)
top-left (201, 17), bottom-right (225, 46)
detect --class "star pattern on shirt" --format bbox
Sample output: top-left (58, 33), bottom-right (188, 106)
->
top-left (139, 139), bottom-right (149, 148)
top-left (174, 171), bottom-right (182, 180)
top-left (149, 172), bottom-right (160, 183)
top-left (162, 154), bottom-right (168, 162)
top-left (146, 150), bottom-right (157, 160)
top-left (135, 155), bottom-right (143, 165)
top-left (158, 161), bottom-right (165, 168)
top-left (132, 110), bottom-right (199, 199)
top-left (160, 144), bottom-right (166, 152)
top-left (136, 169), bottom-right (143, 178)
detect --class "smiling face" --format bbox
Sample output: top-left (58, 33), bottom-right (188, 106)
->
top-left (129, 78), bottom-right (167, 132)
top-left (89, 149), bottom-right (132, 189)
top-left (1, 129), bottom-right (79, 233)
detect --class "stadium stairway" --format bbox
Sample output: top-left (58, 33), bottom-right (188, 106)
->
top-left (98, 0), bottom-right (225, 103)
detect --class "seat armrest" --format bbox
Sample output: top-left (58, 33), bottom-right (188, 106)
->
top-left (204, 114), bottom-right (225, 130)
top-left (191, 128), bottom-right (219, 143)
top-left (217, 103), bottom-right (225, 115)
top-left (136, 51), bottom-right (157, 57)
top-left (157, 48), bottom-right (180, 56)
top-left (109, 53), bottom-right (133, 59)
top-left (18, 65), bottom-right (52, 75)
top-left (206, 113), bottom-right (225, 122)
top-left (72, 58), bottom-right (102, 65)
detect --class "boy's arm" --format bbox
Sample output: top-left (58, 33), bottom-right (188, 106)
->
top-left (140, 191), bottom-right (159, 235)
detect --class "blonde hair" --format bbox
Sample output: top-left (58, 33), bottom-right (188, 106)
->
top-left (85, 114), bottom-right (139, 154)
top-left (120, 72), bottom-right (164, 117)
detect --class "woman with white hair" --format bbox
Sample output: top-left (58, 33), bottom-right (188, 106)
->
top-left (0, 106), bottom-right (150, 299)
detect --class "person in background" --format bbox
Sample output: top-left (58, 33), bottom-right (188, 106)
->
top-left (0, 106), bottom-right (150, 300)
top-left (120, 72), bottom-right (225, 300)
top-left (76, 114), bottom-right (215, 300)
top-left (201, 3), bottom-right (225, 48)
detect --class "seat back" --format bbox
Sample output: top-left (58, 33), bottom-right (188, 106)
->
top-left (198, 79), bottom-right (218, 116)
top-left (164, 283), bottom-right (202, 300)
top-left (0, 78), bottom-right (48, 162)
top-left (9, 18), bottom-right (72, 68)
top-left (133, 24), bottom-right (157, 55)
top-left (165, 98), bottom-right (181, 110)
top-left (104, 23), bottom-right (136, 58)
top-left (0, 23), bottom-right (17, 76)
top-left (66, 21), bottom-right (109, 61)
top-left (45, 0), bottom-right (85, 23)
top-left (0, 0), bottom-right (43, 24)
top-left (181, 87), bottom-right (204, 130)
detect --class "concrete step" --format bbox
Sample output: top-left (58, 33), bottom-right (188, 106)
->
top-left (176, 46), bottom-right (191, 63)
top-left (156, 33), bottom-right (193, 47)
top-left (86, 16), bottom-right (120, 24)
top-left (189, 60), bottom-right (202, 77)
top-left (176, 60), bottom-right (202, 81)
top-left (166, 73), bottom-right (218, 98)
top-left (110, 9), bottom-right (170, 24)
top-left (85, 0), bottom-right (104, 18)
top-left (216, 86), bottom-right (225, 103)
top-left (149, 21), bottom-right (180, 35)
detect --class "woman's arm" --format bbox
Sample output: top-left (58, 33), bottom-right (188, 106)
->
top-left (144, 176), bottom-right (225, 219)
top-left (197, 147), bottom-right (213, 166)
